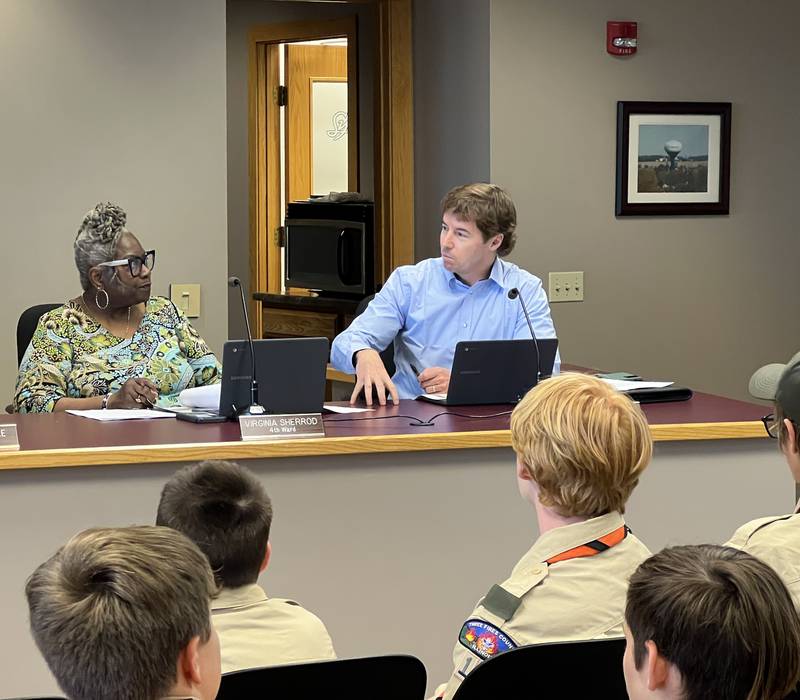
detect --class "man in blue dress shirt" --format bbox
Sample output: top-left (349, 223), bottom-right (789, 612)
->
top-left (330, 183), bottom-right (558, 404)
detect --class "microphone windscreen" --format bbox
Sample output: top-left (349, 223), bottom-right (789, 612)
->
top-left (507, 288), bottom-right (519, 300)
top-left (228, 276), bottom-right (241, 288)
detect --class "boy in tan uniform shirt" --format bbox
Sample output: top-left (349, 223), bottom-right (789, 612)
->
top-left (623, 544), bottom-right (800, 700)
top-left (436, 374), bottom-right (653, 699)
top-left (157, 460), bottom-right (336, 673)
top-left (725, 354), bottom-right (800, 606)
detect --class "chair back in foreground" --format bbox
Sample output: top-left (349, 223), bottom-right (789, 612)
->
top-left (451, 638), bottom-right (627, 700)
top-left (216, 655), bottom-right (426, 700)
top-left (16, 303), bottom-right (61, 366)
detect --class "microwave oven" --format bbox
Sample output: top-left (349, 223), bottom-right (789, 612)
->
top-left (284, 201), bottom-right (375, 298)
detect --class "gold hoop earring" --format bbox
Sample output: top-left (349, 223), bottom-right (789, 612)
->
top-left (95, 288), bottom-right (109, 310)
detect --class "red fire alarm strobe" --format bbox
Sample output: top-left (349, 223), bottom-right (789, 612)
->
top-left (607, 21), bottom-right (637, 55)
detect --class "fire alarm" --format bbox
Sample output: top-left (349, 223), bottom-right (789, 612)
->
top-left (607, 21), bottom-right (637, 55)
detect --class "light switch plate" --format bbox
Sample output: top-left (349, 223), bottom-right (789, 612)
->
top-left (170, 283), bottom-right (201, 318)
top-left (548, 271), bottom-right (584, 302)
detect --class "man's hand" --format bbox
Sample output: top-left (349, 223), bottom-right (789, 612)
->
top-left (107, 378), bottom-right (159, 409)
top-left (418, 366), bottom-right (451, 395)
top-left (351, 349), bottom-right (399, 406)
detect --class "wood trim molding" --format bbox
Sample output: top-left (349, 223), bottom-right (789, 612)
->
top-left (0, 422), bottom-right (766, 472)
top-left (374, 0), bottom-right (414, 280)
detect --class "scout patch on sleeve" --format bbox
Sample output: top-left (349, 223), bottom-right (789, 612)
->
top-left (458, 619), bottom-right (517, 660)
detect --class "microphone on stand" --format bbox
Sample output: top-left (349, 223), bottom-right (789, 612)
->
top-left (228, 276), bottom-right (265, 416)
top-left (508, 287), bottom-right (542, 382)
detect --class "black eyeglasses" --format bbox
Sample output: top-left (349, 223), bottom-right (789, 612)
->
top-left (762, 413), bottom-right (780, 439)
top-left (99, 250), bottom-right (156, 277)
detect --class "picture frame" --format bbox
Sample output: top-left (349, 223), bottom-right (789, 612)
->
top-left (615, 101), bottom-right (732, 216)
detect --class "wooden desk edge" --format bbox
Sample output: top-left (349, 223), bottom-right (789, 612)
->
top-left (0, 421), bottom-right (766, 471)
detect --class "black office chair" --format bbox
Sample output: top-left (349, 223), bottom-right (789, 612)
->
top-left (451, 638), bottom-right (627, 700)
top-left (16, 303), bottom-right (61, 366)
top-left (216, 654), bottom-right (426, 700)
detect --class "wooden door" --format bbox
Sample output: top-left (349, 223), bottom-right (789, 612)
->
top-left (285, 44), bottom-right (349, 203)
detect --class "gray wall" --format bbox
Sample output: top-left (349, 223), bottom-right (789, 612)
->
top-left (0, 0), bottom-right (228, 400)
top-left (226, 0), bottom-right (376, 338)
top-left (413, 0), bottom-right (491, 260)
top-left (490, 0), bottom-right (800, 400)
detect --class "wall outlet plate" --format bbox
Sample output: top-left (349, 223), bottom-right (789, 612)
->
top-left (549, 271), bottom-right (584, 302)
top-left (170, 283), bottom-right (201, 317)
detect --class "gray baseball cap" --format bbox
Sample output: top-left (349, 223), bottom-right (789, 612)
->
top-left (749, 351), bottom-right (800, 403)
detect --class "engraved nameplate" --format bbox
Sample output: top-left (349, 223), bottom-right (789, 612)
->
top-left (239, 413), bottom-right (325, 441)
top-left (0, 424), bottom-right (20, 451)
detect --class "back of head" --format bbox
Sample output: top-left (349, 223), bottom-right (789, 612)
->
top-left (440, 183), bottom-right (517, 256)
top-left (510, 373), bottom-right (652, 517)
top-left (626, 544), bottom-right (800, 700)
top-left (25, 525), bottom-right (216, 700)
top-left (74, 202), bottom-right (129, 290)
top-left (156, 460), bottom-right (273, 588)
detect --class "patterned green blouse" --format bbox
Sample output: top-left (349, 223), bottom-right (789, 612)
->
top-left (14, 296), bottom-right (221, 413)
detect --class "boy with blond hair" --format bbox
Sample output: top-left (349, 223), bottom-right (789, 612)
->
top-left (436, 373), bottom-right (653, 699)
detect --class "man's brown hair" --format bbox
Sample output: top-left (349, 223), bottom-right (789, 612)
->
top-left (25, 526), bottom-right (217, 700)
top-left (510, 373), bottom-right (652, 517)
top-left (157, 459), bottom-right (273, 588)
top-left (440, 183), bottom-right (517, 256)
top-left (626, 544), bottom-right (800, 700)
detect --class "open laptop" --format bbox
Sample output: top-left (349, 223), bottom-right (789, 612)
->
top-left (167, 337), bottom-right (329, 422)
top-left (417, 338), bottom-right (559, 406)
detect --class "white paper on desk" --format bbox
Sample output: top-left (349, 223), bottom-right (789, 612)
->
top-left (179, 384), bottom-right (220, 409)
top-left (66, 409), bottom-right (176, 421)
top-left (600, 379), bottom-right (674, 392)
top-left (323, 404), bottom-right (375, 414)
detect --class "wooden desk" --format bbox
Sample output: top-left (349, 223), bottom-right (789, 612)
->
top-left (254, 292), bottom-right (360, 343)
top-left (0, 392), bottom-right (769, 471)
top-left (1, 394), bottom-right (791, 699)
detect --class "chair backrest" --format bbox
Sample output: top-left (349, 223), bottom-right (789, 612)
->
top-left (451, 638), bottom-right (628, 700)
top-left (216, 654), bottom-right (426, 700)
top-left (17, 303), bottom-right (61, 366)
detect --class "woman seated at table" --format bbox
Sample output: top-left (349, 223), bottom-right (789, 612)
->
top-left (13, 202), bottom-right (221, 413)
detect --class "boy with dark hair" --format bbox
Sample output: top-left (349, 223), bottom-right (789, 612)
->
top-left (26, 526), bottom-right (220, 700)
top-left (623, 544), bottom-right (800, 700)
top-left (157, 459), bottom-right (335, 673)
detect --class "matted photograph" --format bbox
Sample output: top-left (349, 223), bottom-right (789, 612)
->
top-left (615, 102), bottom-right (731, 216)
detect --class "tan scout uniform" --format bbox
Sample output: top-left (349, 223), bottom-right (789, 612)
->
top-left (726, 510), bottom-right (800, 608)
top-left (212, 583), bottom-right (336, 673)
top-left (441, 512), bottom-right (650, 700)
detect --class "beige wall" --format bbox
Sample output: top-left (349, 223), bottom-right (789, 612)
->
top-left (0, 0), bottom-right (228, 401)
top-left (490, 0), bottom-right (799, 400)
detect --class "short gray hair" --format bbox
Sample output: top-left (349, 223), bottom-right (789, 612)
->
top-left (26, 526), bottom-right (218, 700)
top-left (74, 202), bottom-right (129, 290)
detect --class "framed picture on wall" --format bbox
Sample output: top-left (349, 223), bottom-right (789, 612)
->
top-left (615, 101), bottom-right (732, 216)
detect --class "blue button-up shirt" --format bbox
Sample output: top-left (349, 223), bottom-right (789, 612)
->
top-left (330, 257), bottom-right (559, 399)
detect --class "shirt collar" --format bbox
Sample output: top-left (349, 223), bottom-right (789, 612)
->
top-left (441, 255), bottom-right (504, 290)
top-left (211, 583), bottom-right (267, 611)
top-left (523, 511), bottom-right (627, 564)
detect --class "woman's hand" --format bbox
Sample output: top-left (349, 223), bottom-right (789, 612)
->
top-left (107, 378), bottom-right (159, 409)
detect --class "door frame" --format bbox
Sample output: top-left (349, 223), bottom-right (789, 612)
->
top-left (248, 17), bottom-right (358, 336)
top-left (247, 1), bottom-right (414, 339)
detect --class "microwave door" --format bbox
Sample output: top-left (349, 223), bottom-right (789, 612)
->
top-left (337, 228), bottom-right (362, 286)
